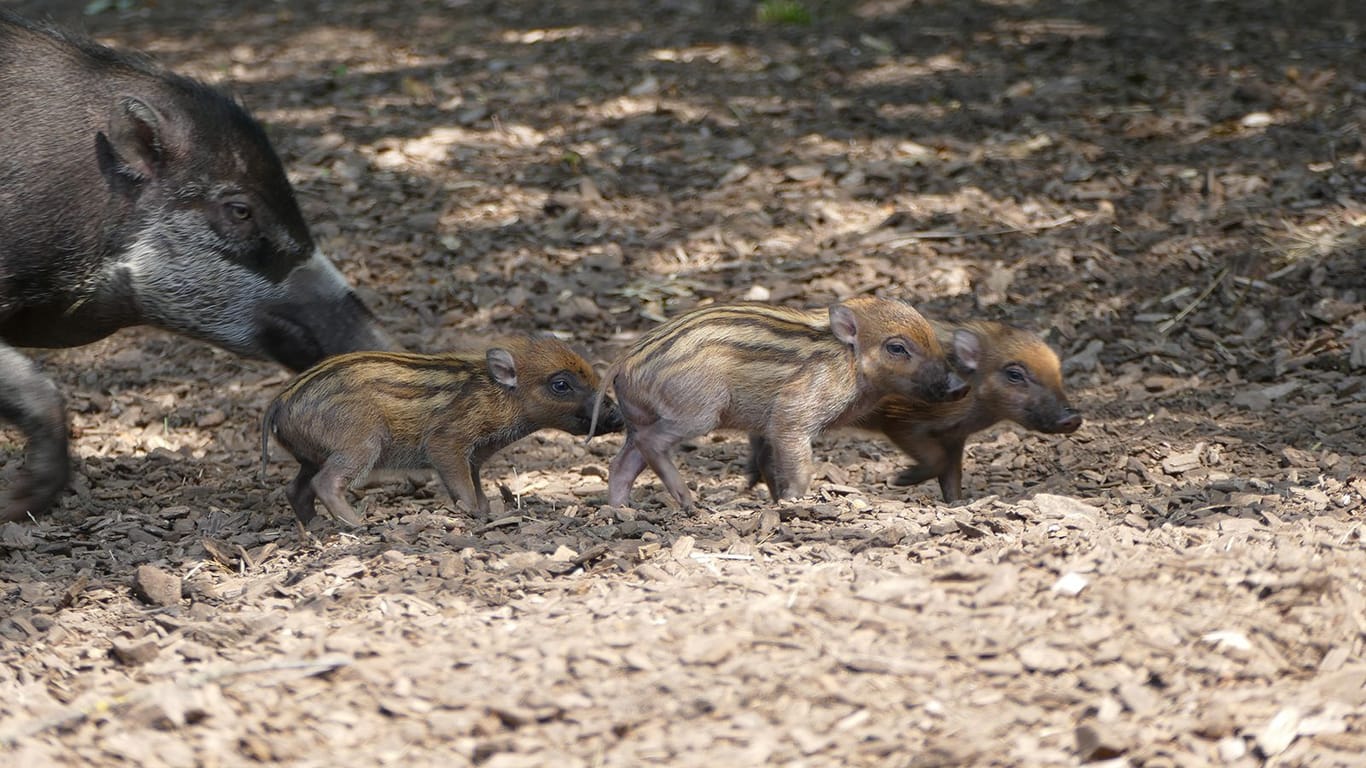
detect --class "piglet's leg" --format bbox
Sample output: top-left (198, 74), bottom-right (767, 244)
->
top-left (887, 433), bottom-right (948, 490)
top-left (469, 463), bottom-right (491, 516)
top-left (310, 438), bottom-right (381, 527)
top-left (607, 433), bottom-right (647, 508)
top-left (286, 460), bottom-right (320, 524)
top-left (744, 433), bottom-right (779, 500)
top-left (431, 454), bottom-right (487, 519)
top-left (632, 422), bottom-right (695, 511)
top-left (936, 439), bottom-right (967, 503)
top-left (765, 429), bottom-right (816, 501)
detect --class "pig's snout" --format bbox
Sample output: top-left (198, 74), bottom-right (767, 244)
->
top-left (585, 397), bottom-right (625, 437)
top-left (1052, 407), bottom-right (1083, 434)
top-left (257, 257), bottom-right (398, 371)
top-left (920, 363), bottom-right (970, 403)
top-left (944, 371), bottom-right (970, 401)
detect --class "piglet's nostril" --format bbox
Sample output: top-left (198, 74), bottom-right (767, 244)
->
top-left (1056, 410), bottom-right (1083, 433)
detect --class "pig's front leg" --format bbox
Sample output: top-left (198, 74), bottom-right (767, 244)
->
top-left (765, 427), bottom-right (817, 501)
top-left (887, 436), bottom-right (948, 491)
top-left (431, 454), bottom-right (488, 520)
top-left (743, 433), bottom-right (775, 495)
top-left (467, 460), bottom-right (493, 519)
top-left (935, 438), bottom-right (968, 503)
top-left (0, 346), bottom-right (70, 522)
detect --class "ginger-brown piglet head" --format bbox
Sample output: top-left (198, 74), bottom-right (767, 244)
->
top-left (950, 322), bottom-right (1082, 434)
top-left (832, 296), bottom-right (970, 404)
top-left (488, 335), bottom-right (623, 437)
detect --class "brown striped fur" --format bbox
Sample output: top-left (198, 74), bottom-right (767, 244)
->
top-left (261, 334), bottom-right (622, 526)
top-left (749, 319), bottom-right (1081, 502)
top-left (602, 297), bottom-right (967, 510)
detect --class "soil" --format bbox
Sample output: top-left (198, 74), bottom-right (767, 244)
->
top-left (2, 0), bottom-right (1364, 765)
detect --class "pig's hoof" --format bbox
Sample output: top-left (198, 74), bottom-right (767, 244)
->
top-left (889, 467), bottom-right (934, 488)
top-left (327, 497), bottom-right (371, 528)
top-left (0, 501), bottom-right (38, 524)
top-left (1, 477), bottom-right (64, 523)
top-left (332, 508), bottom-right (366, 528)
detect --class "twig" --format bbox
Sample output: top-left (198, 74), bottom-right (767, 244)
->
top-left (1157, 266), bottom-right (1229, 335)
top-left (868, 214), bottom-right (1076, 246)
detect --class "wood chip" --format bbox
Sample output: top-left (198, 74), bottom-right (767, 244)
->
top-left (131, 564), bottom-right (182, 607)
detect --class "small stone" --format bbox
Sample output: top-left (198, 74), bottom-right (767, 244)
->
top-left (1116, 681), bottom-right (1161, 716)
top-left (1031, 494), bottom-right (1102, 521)
top-left (1017, 640), bottom-right (1071, 672)
top-left (1161, 444), bottom-right (1204, 475)
top-left (671, 535), bottom-right (695, 562)
top-left (742, 284), bottom-right (771, 302)
top-left (783, 164), bottom-right (824, 182)
top-left (1217, 736), bottom-right (1247, 762)
top-left (437, 554), bottom-right (466, 579)
top-left (1260, 381), bottom-right (1300, 400)
top-left (718, 163), bottom-right (752, 186)
top-left (1075, 721), bottom-right (1128, 761)
top-left (110, 637), bottom-right (160, 666)
top-left (1232, 388), bottom-right (1272, 411)
top-left (928, 519), bottom-right (959, 536)
top-left (132, 564), bottom-right (182, 607)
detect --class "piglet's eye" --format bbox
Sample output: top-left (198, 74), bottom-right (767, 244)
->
top-left (1005, 365), bottom-right (1027, 384)
top-left (884, 340), bottom-right (913, 358)
top-left (549, 376), bottom-right (574, 395)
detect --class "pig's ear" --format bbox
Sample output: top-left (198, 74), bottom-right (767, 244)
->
top-left (98, 97), bottom-right (167, 184)
top-left (487, 348), bottom-right (518, 388)
top-left (829, 305), bottom-right (859, 345)
top-left (952, 328), bottom-right (982, 374)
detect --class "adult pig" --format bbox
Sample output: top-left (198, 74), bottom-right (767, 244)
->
top-left (0, 12), bottom-right (395, 522)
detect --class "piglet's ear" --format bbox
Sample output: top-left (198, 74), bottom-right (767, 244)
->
top-left (829, 304), bottom-right (859, 345)
top-left (952, 328), bottom-right (982, 374)
top-left (487, 348), bottom-right (518, 388)
top-left (97, 96), bottom-right (166, 185)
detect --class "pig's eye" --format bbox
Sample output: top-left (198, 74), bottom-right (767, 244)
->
top-left (225, 201), bottom-right (253, 222)
top-left (548, 376), bottom-right (574, 396)
top-left (884, 339), bottom-right (914, 358)
top-left (1005, 365), bottom-right (1028, 384)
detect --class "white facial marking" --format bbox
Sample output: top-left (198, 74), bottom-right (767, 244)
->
top-left (117, 213), bottom-right (288, 352)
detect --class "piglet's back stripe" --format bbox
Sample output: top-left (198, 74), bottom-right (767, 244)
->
top-left (628, 304), bottom-right (836, 371)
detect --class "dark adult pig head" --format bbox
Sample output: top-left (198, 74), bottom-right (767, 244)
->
top-left (131, 92), bottom-right (399, 367)
top-left (0, 12), bottom-right (395, 522)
